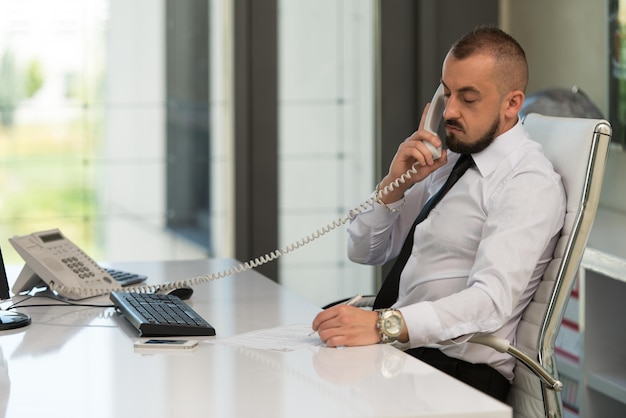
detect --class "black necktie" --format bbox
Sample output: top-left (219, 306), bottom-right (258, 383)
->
top-left (372, 154), bottom-right (474, 309)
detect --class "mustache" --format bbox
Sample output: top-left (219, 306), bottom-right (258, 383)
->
top-left (444, 119), bottom-right (464, 131)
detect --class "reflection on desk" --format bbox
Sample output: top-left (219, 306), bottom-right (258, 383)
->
top-left (1, 259), bottom-right (511, 418)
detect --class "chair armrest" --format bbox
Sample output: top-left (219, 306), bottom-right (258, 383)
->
top-left (469, 334), bottom-right (563, 391)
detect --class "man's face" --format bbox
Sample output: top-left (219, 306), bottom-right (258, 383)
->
top-left (440, 53), bottom-right (506, 154)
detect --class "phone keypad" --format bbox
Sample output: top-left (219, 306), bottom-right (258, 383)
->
top-left (47, 242), bottom-right (111, 285)
top-left (61, 257), bottom-right (96, 279)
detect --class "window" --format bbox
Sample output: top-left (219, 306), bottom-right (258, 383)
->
top-left (0, 0), bottom-right (375, 306)
top-left (278, 0), bottom-right (376, 305)
top-left (0, 0), bottom-right (232, 265)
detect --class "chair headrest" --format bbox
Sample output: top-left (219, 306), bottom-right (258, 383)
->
top-left (523, 114), bottom-right (610, 213)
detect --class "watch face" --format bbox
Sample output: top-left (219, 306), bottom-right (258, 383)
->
top-left (383, 313), bottom-right (402, 336)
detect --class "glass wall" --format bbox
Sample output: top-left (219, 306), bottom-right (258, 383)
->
top-left (0, 0), bottom-right (112, 263)
top-left (0, 0), bottom-right (374, 305)
top-left (0, 0), bottom-right (232, 265)
top-left (278, 0), bottom-right (376, 305)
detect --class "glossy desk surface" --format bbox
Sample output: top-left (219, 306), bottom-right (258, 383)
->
top-left (1, 259), bottom-right (511, 418)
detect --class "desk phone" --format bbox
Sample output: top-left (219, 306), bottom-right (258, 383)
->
top-left (9, 228), bottom-right (145, 300)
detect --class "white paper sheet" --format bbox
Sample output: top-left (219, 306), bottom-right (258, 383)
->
top-left (213, 323), bottom-right (324, 351)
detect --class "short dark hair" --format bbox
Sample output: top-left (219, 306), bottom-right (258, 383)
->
top-left (450, 26), bottom-right (528, 93)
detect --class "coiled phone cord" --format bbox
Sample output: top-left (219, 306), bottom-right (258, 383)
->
top-left (49, 163), bottom-right (423, 299)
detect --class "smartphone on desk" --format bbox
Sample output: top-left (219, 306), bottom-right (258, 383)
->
top-left (134, 339), bottom-right (199, 351)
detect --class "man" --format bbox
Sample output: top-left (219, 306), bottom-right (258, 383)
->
top-left (311, 27), bottom-right (566, 402)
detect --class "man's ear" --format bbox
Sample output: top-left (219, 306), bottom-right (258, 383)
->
top-left (504, 90), bottom-right (525, 118)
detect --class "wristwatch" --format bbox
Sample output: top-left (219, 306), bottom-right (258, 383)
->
top-left (375, 309), bottom-right (404, 344)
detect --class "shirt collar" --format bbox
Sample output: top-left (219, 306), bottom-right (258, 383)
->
top-left (470, 118), bottom-right (525, 178)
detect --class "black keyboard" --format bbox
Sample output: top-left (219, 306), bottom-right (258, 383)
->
top-left (110, 291), bottom-right (216, 337)
top-left (105, 268), bottom-right (148, 286)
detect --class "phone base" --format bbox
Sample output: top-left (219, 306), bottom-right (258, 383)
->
top-left (11, 265), bottom-right (46, 296)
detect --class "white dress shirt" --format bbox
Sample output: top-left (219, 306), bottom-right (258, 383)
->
top-left (348, 120), bottom-right (566, 380)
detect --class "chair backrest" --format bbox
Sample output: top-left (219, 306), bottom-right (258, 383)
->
top-left (511, 114), bottom-right (611, 417)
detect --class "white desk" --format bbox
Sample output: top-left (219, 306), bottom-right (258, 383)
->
top-left (1, 259), bottom-right (511, 418)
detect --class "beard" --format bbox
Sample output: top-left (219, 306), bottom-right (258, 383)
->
top-left (445, 115), bottom-right (500, 154)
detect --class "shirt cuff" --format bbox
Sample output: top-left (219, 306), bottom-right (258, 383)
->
top-left (372, 187), bottom-right (406, 210)
top-left (397, 302), bottom-right (444, 347)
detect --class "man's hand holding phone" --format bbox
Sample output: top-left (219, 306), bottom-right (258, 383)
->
top-left (377, 101), bottom-right (448, 205)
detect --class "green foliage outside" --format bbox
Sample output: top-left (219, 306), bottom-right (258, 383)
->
top-left (0, 51), bottom-right (100, 263)
top-left (0, 50), bottom-right (45, 126)
top-left (0, 121), bottom-right (100, 264)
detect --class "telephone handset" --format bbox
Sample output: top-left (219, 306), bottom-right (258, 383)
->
top-left (421, 83), bottom-right (445, 160)
top-left (10, 229), bottom-right (120, 300)
top-left (9, 86), bottom-right (447, 300)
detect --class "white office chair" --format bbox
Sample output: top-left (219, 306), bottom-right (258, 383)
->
top-left (468, 114), bottom-right (611, 417)
top-left (325, 114), bottom-right (611, 418)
